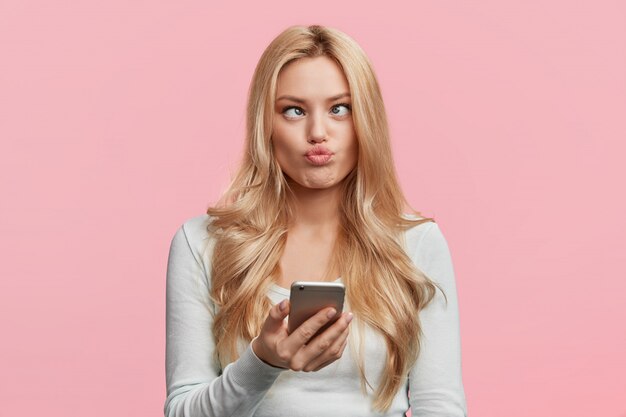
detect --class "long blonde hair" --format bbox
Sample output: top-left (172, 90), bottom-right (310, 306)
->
top-left (207, 25), bottom-right (438, 411)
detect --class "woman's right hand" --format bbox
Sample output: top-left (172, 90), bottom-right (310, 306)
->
top-left (251, 299), bottom-right (353, 372)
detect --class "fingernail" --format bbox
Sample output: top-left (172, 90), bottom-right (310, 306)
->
top-left (345, 312), bottom-right (353, 323)
top-left (279, 300), bottom-right (287, 311)
top-left (326, 308), bottom-right (337, 319)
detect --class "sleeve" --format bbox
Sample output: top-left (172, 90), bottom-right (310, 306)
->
top-left (164, 223), bottom-right (284, 417)
top-left (408, 222), bottom-right (468, 416)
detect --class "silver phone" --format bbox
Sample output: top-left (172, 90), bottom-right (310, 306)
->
top-left (287, 281), bottom-right (345, 336)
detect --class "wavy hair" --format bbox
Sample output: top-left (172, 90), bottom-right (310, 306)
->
top-left (207, 24), bottom-right (439, 411)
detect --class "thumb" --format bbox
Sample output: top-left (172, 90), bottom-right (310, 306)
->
top-left (263, 299), bottom-right (290, 333)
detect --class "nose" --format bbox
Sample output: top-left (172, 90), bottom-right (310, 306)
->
top-left (307, 112), bottom-right (328, 143)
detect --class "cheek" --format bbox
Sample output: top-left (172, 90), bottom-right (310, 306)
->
top-left (271, 123), bottom-right (288, 154)
top-left (342, 128), bottom-right (358, 163)
top-left (347, 144), bottom-right (358, 170)
top-left (272, 135), bottom-right (292, 158)
top-left (272, 120), bottom-right (297, 147)
top-left (271, 130), bottom-right (298, 171)
top-left (337, 120), bottom-right (356, 143)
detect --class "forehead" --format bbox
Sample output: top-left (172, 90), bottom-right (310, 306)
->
top-left (276, 56), bottom-right (350, 97)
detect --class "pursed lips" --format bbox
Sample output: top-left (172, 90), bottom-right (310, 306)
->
top-left (305, 145), bottom-right (334, 166)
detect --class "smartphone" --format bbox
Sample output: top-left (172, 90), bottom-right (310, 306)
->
top-left (287, 281), bottom-right (346, 336)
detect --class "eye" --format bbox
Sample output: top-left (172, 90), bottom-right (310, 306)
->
top-left (330, 103), bottom-right (351, 116)
top-left (282, 106), bottom-right (305, 119)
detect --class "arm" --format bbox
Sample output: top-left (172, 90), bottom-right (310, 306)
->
top-left (409, 222), bottom-right (468, 416)
top-left (164, 223), bottom-right (284, 417)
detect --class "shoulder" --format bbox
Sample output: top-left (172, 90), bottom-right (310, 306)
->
top-left (405, 221), bottom-right (449, 266)
top-left (170, 213), bottom-right (216, 273)
top-left (401, 214), bottom-right (444, 256)
top-left (402, 215), bottom-right (455, 288)
top-left (179, 213), bottom-right (213, 242)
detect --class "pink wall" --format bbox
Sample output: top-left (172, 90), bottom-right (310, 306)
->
top-left (1, 1), bottom-right (624, 416)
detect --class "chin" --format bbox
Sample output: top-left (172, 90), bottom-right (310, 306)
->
top-left (305, 176), bottom-right (339, 189)
top-left (308, 183), bottom-right (336, 189)
top-left (289, 178), bottom-right (338, 190)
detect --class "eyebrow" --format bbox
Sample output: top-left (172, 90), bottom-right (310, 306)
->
top-left (275, 93), bottom-right (351, 104)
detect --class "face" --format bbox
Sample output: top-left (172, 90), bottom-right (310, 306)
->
top-left (271, 56), bottom-right (358, 193)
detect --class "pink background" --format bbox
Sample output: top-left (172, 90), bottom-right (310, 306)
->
top-left (1, 1), bottom-right (625, 416)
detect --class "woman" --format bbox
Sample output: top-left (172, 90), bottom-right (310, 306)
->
top-left (165, 25), bottom-right (467, 416)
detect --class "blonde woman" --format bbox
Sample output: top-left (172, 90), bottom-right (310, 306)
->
top-left (165, 25), bottom-right (467, 416)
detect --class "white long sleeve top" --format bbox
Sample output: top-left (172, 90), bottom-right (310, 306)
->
top-left (164, 214), bottom-right (467, 416)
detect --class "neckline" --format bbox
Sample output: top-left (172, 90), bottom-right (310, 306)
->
top-left (268, 277), bottom-right (343, 297)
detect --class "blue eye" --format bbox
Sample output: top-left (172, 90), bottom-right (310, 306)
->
top-left (283, 107), bottom-right (304, 118)
top-left (331, 104), bottom-right (351, 116)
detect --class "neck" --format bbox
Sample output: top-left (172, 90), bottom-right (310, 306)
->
top-left (287, 181), bottom-right (342, 229)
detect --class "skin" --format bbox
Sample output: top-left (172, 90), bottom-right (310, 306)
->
top-left (271, 56), bottom-right (358, 195)
top-left (251, 56), bottom-right (357, 371)
top-left (273, 55), bottom-right (358, 288)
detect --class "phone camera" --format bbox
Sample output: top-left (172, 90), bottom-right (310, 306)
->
top-left (299, 285), bottom-right (305, 290)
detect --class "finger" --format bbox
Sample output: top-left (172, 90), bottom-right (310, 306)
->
top-left (309, 335), bottom-right (349, 372)
top-left (299, 311), bottom-right (351, 355)
top-left (290, 306), bottom-right (338, 347)
top-left (293, 312), bottom-right (352, 370)
top-left (315, 337), bottom-right (348, 371)
top-left (279, 307), bottom-right (338, 367)
top-left (303, 326), bottom-right (350, 372)
top-left (253, 300), bottom-right (291, 366)
top-left (262, 299), bottom-right (290, 334)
